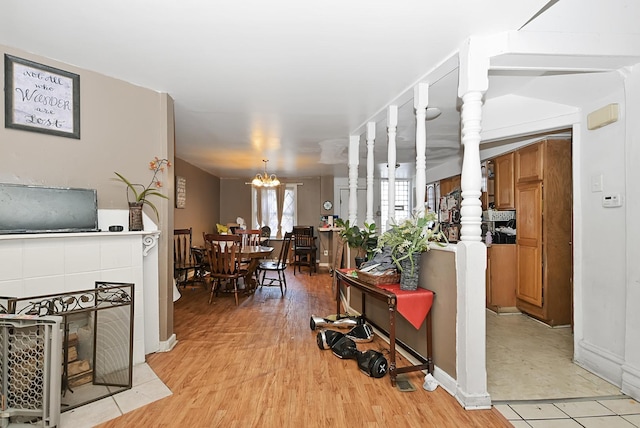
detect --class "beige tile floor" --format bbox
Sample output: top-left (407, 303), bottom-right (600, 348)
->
top-left (59, 362), bottom-right (172, 428)
top-left (497, 397), bottom-right (640, 427)
top-left (487, 310), bottom-right (640, 427)
top-left (486, 310), bottom-right (621, 401)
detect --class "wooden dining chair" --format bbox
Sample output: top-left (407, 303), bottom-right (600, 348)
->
top-left (257, 232), bottom-right (293, 296)
top-left (260, 226), bottom-right (271, 246)
top-left (235, 229), bottom-right (262, 246)
top-left (174, 228), bottom-right (205, 288)
top-left (235, 229), bottom-right (263, 282)
top-left (292, 226), bottom-right (317, 275)
top-left (202, 233), bottom-right (242, 271)
top-left (203, 234), bottom-right (243, 306)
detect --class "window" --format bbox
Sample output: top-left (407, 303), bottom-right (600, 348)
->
top-left (251, 185), bottom-right (297, 236)
top-left (380, 180), bottom-right (410, 232)
top-left (426, 183), bottom-right (436, 214)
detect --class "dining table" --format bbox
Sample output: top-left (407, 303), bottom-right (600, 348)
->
top-left (238, 245), bottom-right (274, 293)
top-left (193, 244), bottom-right (274, 293)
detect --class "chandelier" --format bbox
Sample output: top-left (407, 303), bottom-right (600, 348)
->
top-left (251, 159), bottom-right (280, 187)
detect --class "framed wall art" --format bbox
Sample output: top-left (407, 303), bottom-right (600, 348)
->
top-left (4, 54), bottom-right (80, 139)
top-left (176, 176), bottom-right (186, 208)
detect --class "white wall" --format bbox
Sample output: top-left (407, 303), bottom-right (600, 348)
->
top-left (622, 64), bottom-right (640, 398)
top-left (573, 71), bottom-right (629, 386)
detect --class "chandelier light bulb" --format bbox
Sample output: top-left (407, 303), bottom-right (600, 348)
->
top-left (252, 159), bottom-right (280, 187)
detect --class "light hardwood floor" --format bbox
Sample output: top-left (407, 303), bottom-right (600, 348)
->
top-left (98, 267), bottom-right (510, 427)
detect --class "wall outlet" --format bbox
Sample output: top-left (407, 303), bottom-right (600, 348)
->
top-left (323, 250), bottom-right (329, 256)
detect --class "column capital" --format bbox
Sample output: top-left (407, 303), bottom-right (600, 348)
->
top-left (414, 82), bottom-right (429, 110)
top-left (387, 105), bottom-right (398, 128)
top-left (458, 36), bottom-right (490, 96)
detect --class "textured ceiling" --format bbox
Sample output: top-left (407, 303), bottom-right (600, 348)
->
top-left (2, 0), bottom-right (638, 180)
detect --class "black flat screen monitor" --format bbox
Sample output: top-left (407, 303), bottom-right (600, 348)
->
top-left (0, 184), bottom-right (99, 234)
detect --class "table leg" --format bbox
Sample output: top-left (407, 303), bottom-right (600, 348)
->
top-left (388, 303), bottom-right (397, 386)
top-left (426, 310), bottom-right (434, 374)
top-left (243, 258), bottom-right (261, 293)
top-left (336, 277), bottom-right (342, 315)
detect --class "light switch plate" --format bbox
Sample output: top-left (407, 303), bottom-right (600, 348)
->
top-left (591, 174), bottom-right (603, 192)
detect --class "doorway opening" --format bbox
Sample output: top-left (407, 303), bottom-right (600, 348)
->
top-left (484, 130), bottom-right (620, 401)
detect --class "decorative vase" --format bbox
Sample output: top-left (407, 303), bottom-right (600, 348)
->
top-left (128, 202), bottom-right (144, 231)
top-left (355, 255), bottom-right (366, 269)
top-left (399, 252), bottom-right (422, 291)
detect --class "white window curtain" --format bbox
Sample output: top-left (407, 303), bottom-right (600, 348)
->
top-left (252, 185), bottom-right (296, 238)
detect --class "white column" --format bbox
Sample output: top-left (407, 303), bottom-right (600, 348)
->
top-left (459, 91), bottom-right (484, 242)
top-left (414, 83), bottom-right (428, 215)
top-left (453, 37), bottom-right (490, 410)
top-left (366, 122), bottom-right (375, 225)
top-left (348, 135), bottom-right (360, 225)
top-left (387, 105), bottom-right (398, 229)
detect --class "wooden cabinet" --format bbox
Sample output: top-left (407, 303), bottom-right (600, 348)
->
top-left (486, 244), bottom-right (517, 313)
top-left (481, 160), bottom-right (494, 211)
top-left (439, 174), bottom-right (461, 196)
top-left (515, 142), bottom-right (544, 183)
top-left (515, 138), bottom-right (572, 326)
top-left (494, 152), bottom-right (515, 209)
top-left (515, 181), bottom-right (543, 307)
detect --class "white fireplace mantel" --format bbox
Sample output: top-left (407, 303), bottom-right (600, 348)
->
top-left (0, 210), bottom-right (162, 364)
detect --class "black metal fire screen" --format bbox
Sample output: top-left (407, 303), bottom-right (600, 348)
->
top-left (0, 281), bottom-right (134, 412)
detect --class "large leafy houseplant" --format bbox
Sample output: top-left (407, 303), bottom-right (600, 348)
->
top-left (334, 219), bottom-right (377, 261)
top-left (376, 211), bottom-right (446, 276)
top-left (114, 157), bottom-right (171, 220)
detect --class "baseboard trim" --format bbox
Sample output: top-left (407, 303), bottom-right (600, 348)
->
top-left (575, 338), bottom-right (624, 387)
top-left (158, 334), bottom-right (178, 352)
top-left (622, 363), bottom-right (640, 401)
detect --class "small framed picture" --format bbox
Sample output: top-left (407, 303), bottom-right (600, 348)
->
top-left (4, 54), bottom-right (80, 139)
top-left (176, 176), bottom-right (186, 208)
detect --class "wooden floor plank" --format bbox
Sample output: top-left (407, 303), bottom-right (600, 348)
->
top-left (97, 268), bottom-right (509, 427)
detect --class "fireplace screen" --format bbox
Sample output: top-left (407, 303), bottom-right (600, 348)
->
top-left (0, 282), bottom-right (134, 413)
top-left (0, 315), bottom-right (62, 427)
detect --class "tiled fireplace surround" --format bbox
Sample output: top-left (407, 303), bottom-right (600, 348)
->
top-left (0, 209), bottom-right (165, 366)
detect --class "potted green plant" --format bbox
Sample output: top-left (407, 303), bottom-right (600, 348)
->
top-left (376, 211), bottom-right (446, 290)
top-left (113, 157), bottom-right (171, 231)
top-left (334, 219), bottom-right (377, 268)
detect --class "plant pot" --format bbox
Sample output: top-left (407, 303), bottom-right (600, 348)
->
top-left (128, 202), bottom-right (144, 231)
top-left (399, 252), bottom-right (422, 291)
top-left (355, 256), bottom-right (366, 269)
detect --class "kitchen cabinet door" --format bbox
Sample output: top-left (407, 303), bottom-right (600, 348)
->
top-left (515, 181), bottom-right (543, 307)
top-left (494, 152), bottom-right (515, 209)
top-left (515, 142), bottom-right (544, 183)
top-left (487, 244), bottom-right (517, 312)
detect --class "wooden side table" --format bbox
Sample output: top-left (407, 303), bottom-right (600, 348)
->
top-left (335, 269), bottom-right (434, 386)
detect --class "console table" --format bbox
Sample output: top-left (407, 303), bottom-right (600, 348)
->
top-left (335, 269), bottom-right (434, 386)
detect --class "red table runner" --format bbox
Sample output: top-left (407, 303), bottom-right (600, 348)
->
top-left (341, 269), bottom-right (434, 329)
top-left (377, 283), bottom-right (434, 329)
